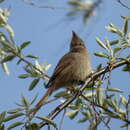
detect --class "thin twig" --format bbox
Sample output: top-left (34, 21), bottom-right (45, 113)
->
top-left (22, 0), bottom-right (68, 9)
top-left (126, 95), bottom-right (130, 130)
top-left (59, 109), bottom-right (66, 130)
top-left (8, 48), bottom-right (50, 80)
top-left (118, 0), bottom-right (130, 9)
top-left (39, 55), bottom-right (130, 128)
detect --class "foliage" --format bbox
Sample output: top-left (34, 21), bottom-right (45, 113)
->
top-left (0, 0), bottom-right (130, 130)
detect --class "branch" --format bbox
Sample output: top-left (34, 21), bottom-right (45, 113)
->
top-left (8, 48), bottom-right (50, 80)
top-left (118, 0), bottom-right (130, 9)
top-left (22, 0), bottom-right (67, 9)
top-left (81, 94), bottom-right (130, 125)
top-left (39, 56), bottom-right (130, 128)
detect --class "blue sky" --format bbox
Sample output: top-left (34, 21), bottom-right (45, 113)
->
top-left (0, 0), bottom-right (130, 130)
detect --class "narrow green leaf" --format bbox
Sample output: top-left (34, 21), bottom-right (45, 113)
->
top-left (0, 124), bottom-right (4, 130)
top-left (1, 55), bottom-right (15, 63)
top-left (78, 117), bottom-right (87, 123)
top-left (18, 74), bottom-right (29, 79)
top-left (7, 122), bottom-right (23, 130)
top-left (123, 20), bottom-right (128, 35)
top-left (68, 1), bottom-right (81, 6)
top-left (123, 43), bottom-right (130, 47)
top-left (121, 15), bottom-right (130, 20)
top-left (96, 64), bottom-right (102, 71)
top-left (105, 40), bottom-right (111, 51)
top-left (20, 41), bottom-right (31, 49)
top-left (26, 55), bottom-right (38, 59)
top-left (30, 93), bottom-right (38, 105)
top-left (120, 123), bottom-right (128, 128)
top-left (81, 111), bottom-right (92, 120)
top-left (21, 95), bottom-right (30, 107)
top-left (66, 110), bottom-right (79, 119)
top-left (97, 88), bottom-right (104, 105)
top-left (107, 88), bottom-right (123, 93)
top-left (122, 66), bottom-right (130, 71)
top-left (107, 94), bottom-right (115, 99)
top-left (94, 52), bottom-right (109, 58)
top-left (106, 25), bottom-right (118, 33)
top-left (36, 116), bottom-right (57, 127)
top-left (1, 63), bottom-right (10, 75)
top-left (16, 59), bottom-right (22, 65)
top-left (26, 123), bottom-right (39, 130)
top-left (0, 111), bottom-right (6, 123)
top-left (29, 78), bottom-right (40, 91)
top-left (95, 37), bottom-right (108, 51)
top-left (15, 102), bottom-right (24, 107)
top-left (4, 113), bottom-right (24, 122)
top-left (68, 104), bottom-right (78, 110)
top-left (84, 92), bottom-right (96, 98)
top-left (113, 48), bottom-right (121, 54)
top-left (54, 91), bottom-right (70, 98)
top-left (7, 108), bottom-right (22, 114)
top-left (75, 98), bottom-right (82, 107)
top-left (110, 40), bottom-right (119, 45)
top-left (0, 0), bottom-right (5, 3)
top-left (120, 95), bottom-right (127, 106)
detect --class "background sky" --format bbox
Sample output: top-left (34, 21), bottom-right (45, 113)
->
top-left (0, 0), bottom-right (130, 130)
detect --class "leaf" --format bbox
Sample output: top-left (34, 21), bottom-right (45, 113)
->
top-left (26, 123), bottom-right (39, 130)
top-left (123, 43), bottom-right (130, 47)
top-left (4, 113), bottom-right (24, 122)
top-left (84, 92), bottom-right (96, 98)
top-left (78, 117), bottom-right (87, 123)
top-left (16, 59), bottom-right (22, 65)
top-left (107, 88), bottom-right (123, 93)
top-left (20, 41), bottom-right (31, 49)
top-left (121, 15), bottom-right (130, 20)
top-left (110, 40), bottom-right (119, 45)
top-left (21, 94), bottom-right (30, 107)
top-left (106, 24), bottom-right (117, 33)
top-left (123, 20), bottom-right (128, 35)
top-left (97, 88), bottom-right (104, 105)
top-left (30, 93), bottom-right (38, 105)
top-left (0, 111), bottom-right (6, 123)
top-left (120, 123), bottom-right (128, 128)
top-left (28, 78), bottom-right (40, 91)
top-left (66, 110), bottom-right (79, 119)
top-left (18, 74), bottom-right (29, 79)
top-left (7, 108), bottom-right (22, 114)
top-left (0, 0), bottom-right (5, 3)
top-left (120, 95), bottom-right (127, 106)
top-left (68, 1), bottom-right (81, 6)
top-left (7, 122), bottom-right (23, 130)
top-left (96, 64), bottom-right (102, 71)
top-left (15, 102), bottom-right (24, 107)
top-left (54, 91), bottom-right (70, 98)
top-left (122, 66), bottom-right (130, 72)
top-left (95, 37), bottom-right (109, 51)
top-left (26, 55), bottom-right (38, 59)
top-left (68, 104), bottom-right (78, 110)
top-left (36, 116), bottom-right (57, 127)
top-left (94, 52), bottom-right (109, 58)
top-left (81, 111), bottom-right (92, 120)
top-left (113, 48), bottom-right (121, 54)
top-left (1, 63), bottom-right (10, 75)
top-left (1, 55), bottom-right (15, 63)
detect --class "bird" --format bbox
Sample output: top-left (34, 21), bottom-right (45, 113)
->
top-left (32, 31), bottom-right (92, 115)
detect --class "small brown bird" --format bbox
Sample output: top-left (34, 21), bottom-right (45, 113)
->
top-left (33, 31), bottom-right (92, 115)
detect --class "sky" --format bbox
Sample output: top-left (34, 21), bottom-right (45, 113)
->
top-left (0, 0), bottom-right (130, 130)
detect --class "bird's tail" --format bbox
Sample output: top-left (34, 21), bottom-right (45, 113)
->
top-left (32, 87), bottom-right (54, 115)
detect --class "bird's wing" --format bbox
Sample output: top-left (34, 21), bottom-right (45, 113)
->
top-left (46, 52), bottom-right (75, 88)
